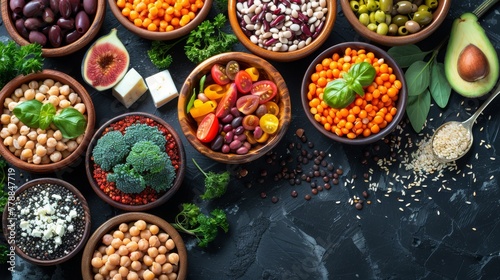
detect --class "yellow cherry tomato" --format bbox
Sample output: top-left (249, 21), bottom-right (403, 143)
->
top-left (265, 101), bottom-right (279, 115)
top-left (259, 113), bottom-right (279, 134)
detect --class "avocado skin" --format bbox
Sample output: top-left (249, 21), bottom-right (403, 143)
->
top-left (444, 13), bottom-right (499, 98)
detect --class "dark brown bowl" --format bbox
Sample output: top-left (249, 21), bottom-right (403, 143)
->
top-left (85, 112), bottom-right (186, 211)
top-left (228, 0), bottom-right (336, 62)
top-left (178, 52), bottom-right (291, 164)
top-left (81, 212), bottom-right (187, 280)
top-left (301, 42), bottom-right (408, 145)
top-left (1, 0), bottom-right (106, 57)
top-left (340, 0), bottom-right (451, 46)
top-left (0, 69), bottom-right (96, 173)
top-left (2, 177), bottom-right (91, 266)
top-left (108, 0), bottom-right (212, 40)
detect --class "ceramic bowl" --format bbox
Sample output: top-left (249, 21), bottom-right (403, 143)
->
top-left (108, 0), bottom-right (212, 40)
top-left (85, 112), bottom-right (186, 211)
top-left (340, 0), bottom-right (451, 46)
top-left (301, 42), bottom-right (408, 145)
top-left (178, 52), bottom-right (291, 164)
top-left (2, 177), bottom-right (91, 266)
top-left (81, 212), bottom-right (187, 280)
top-left (228, 0), bottom-right (336, 62)
top-left (1, 0), bottom-right (106, 57)
top-left (0, 69), bottom-right (96, 173)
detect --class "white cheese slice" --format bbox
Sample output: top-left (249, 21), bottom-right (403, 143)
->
top-left (145, 70), bottom-right (179, 108)
top-left (112, 68), bottom-right (148, 108)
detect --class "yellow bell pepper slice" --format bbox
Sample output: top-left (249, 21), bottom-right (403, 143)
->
top-left (204, 84), bottom-right (227, 100)
top-left (245, 67), bottom-right (260, 81)
top-left (189, 99), bottom-right (217, 119)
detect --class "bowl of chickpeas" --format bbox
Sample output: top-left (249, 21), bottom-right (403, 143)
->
top-left (81, 212), bottom-right (187, 280)
top-left (0, 69), bottom-right (96, 173)
top-left (340, 0), bottom-right (451, 46)
top-left (108, 0), bottom-right (212, 40)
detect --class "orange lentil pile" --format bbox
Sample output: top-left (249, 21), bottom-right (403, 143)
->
top-left (307, 47), bottom-right (402, 139)
top-left (116, 0), bottom-right (205, 32)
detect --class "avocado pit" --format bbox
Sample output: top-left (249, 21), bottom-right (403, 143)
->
top-left (457, 44), bottom-right (489, 82)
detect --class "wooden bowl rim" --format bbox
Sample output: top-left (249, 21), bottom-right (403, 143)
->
top-left (85, 112), bottom-right (186, 211)
top-left (228, 0), bottom-right (337, 62)
top-left (0, 69), bottom-right (96, 173)
top-left (340, 0), bottom-right (451, 46)
top-left (2, 177), bottom-right (92, 266)
top-left (108, 0), bottom-right (213, 40)
top-left (0, 0), bottom-right (106, 57)
top-left (178, 51), bottom-right (291, 164)
top-left (301, 41), bottom-right (408, 145)
top-left (81, 212), bottom-right (187, 280)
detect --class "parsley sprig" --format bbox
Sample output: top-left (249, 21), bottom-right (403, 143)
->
top-left (0, 41), bottom-right (44, 88)
top-left (192, 158), bottom-right (230, 200)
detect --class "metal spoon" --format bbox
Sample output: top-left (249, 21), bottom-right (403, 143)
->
top-left (431, 82), bottom-right (500, 163)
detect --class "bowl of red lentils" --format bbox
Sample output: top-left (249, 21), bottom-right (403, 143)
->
top-left (228, 0), bottom-right (336, 62)
top-left (301, 42), bottom-right (407, 145)
top-left (108, 0), bottom-right (212, 40)
top-left (0, 69), bottom-right (96, 173)
top-left (2, 177), bottom-right (91, 266)
top-left (85, 112), bottom-right (186, 211)
top-left (81, 212), bottom-right (187, 280)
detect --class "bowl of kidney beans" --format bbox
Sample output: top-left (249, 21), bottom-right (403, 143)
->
top-left (2, 0), bottom-right (106, 57)
top-left (228, 0), bottom-right (336, 62)
top-left (178, 52), bottom-right (291, 164)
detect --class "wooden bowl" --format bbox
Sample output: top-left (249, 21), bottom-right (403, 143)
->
top-left (1, 0), bottom-right (106, 57)
top-left (85, 112), bottom-right (186, 211)
top-left (340, 0), bottom-right (451, 46)
top-left (228, 0), bottom-right (336, 62)
top-left (108, 0), bottom-right (212, 40)
top-left (2, 178), bottom-right (91, 266)
top-left (301, 42), bottom-right (408, 145)
top-left (0, 69), bottom-right (96, 173)
top-left (178, 52), bottom-right (291, 164)
top-left (81, 212), bottom-right (187, 280)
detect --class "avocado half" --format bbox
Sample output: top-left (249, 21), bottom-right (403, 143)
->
top-left (444, 13), bottom-right (499, 98)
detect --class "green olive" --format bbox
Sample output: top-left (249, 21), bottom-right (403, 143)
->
top-left (385, 14), bottom-right (392, 25)
top-left (391, 14), bottom-right (409, 26)
top-left (395, 1), bottom-right (413, 14)
top-left (388, 23), bottom-right (399, 35)
top-left (358, 4), bottom-right (369, 14)
top-left (350, 1), bottom-right (360, 12)
top-left (376, 22), bottom-right (389, 35)
top-left (398, 25), bottom-right (409, 36)
top-left (411, 3), bottom-right (418, 12)
top-left (413, 10), bottom-right (433, 25)
top-left (379, 0), bottom-right (393, 13)
top-left (425, 0), bottom-right (438, 9)
top-left (405, 20), bottom-right (421, 33)
top-left (413, 0), bottom-right (424, 6)
top-left (359, 13), bottom-right (370, 26)
top-left (374, 10), bottom-right (386, 23)
top-left (367, 23), bottom-right (378, 32)
top-left (366, 0), bottom-right (378, 11)
top-left (417, 4), bottom-right (430, 12)
top-left (369, 11), bottom-right (377, 23)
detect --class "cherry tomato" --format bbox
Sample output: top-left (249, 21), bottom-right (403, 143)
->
top-left (197, 113), bottom-right (219, 143)
top-left (211, 64), bottom-right (229, 85)
top-left (215, 83), bottom-right (238, 118)
top-left (242, 115), bottom-right (260, 130)
top-left (226, 60), bottom-right (240, 80)
top-left (251, 80), bottom-right (277, 104)
top-left (236, 94), bottom-right (260, 115)
top-left (235, 70), bottom-right (253, 93)
top-left (259, 113), bottom-right (279, 134)
top-left (265, 101), bottom-right (279, 115)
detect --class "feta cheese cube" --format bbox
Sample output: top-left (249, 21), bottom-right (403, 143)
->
top-left (145, 70), bottom-right (179, 108)
top-left (55, 224), bottom-right (65, 236)
top-left (112, 68), bottom-right (148, 108)
top-left (19, 220), bottom-right (30, 230)
top-left (31, 229), bottom-right (43, 238)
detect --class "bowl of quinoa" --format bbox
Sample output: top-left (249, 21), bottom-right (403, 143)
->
top-left (2, 178), bottom-right (91, 266)
top-left (85, 112), bottom-right (186, 211)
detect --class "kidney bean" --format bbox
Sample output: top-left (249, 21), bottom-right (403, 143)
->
top-left (12, 11), bottom-right (23, 20)
top-left (223, 124), bottom-right (233, 133)
top-left (234, 126), bottom-right (245, 135)
top-left (83, 0), bottom-right (97, 14)
top-left (270, 14), bottom-right (285, 27)
top-left (230, 107), bottom-right (241, 117)
top-left (221, 114), bottom-right (234, 124)
top-left (10, 0), bottom-right (25, 14)
top-left (65, 29), bottom-right (81, 44)
top-left (243, 141), bottom-right (251, 149)
top-left (229, 140), bottom-right (242, 150)
top-left (68, 0), bottom-right (80, 13)
top-left (56, 17), bottom-right (74, 29)
top-left (48, 25), bottom-right (62, 47)
top-left (23, 0), bottom-right (44, 18)
top-left (253, 126), bottom-right (263, 139)
top-left (50, 0), bottom-right (59, 14)
top-left (224, 131), bottom-right (234, 143)
top-left (231, 116), bottom-right (243, 128)
top-left (75, 10), bottom-right (89, 34)
top-left (24, 17), bottom-right (44, 30)
top-left (236, 146), bottom-right (249, 155)
top-left (221, 144), bottom-right (230, 154)
top-left (210, 135), bottom-right (224, 151)
top-left (42, 7), bottom-right (55, 23)
top-left (28, 30), bottom-right (47, 45)
top-left (15, 18), bottom-right (29, 39)
top-left (234, 133), bottom-right (247, 142)
top-left (58, 0), bottom-right (72, 19)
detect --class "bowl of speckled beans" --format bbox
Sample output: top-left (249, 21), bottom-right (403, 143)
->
top-left (2, 178), bottom-right (91, 266)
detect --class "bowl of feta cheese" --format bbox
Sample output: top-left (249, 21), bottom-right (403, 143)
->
top-left (2, 178), bottom-right (91, 266)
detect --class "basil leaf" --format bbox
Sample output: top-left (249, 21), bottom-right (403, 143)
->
top-left (348, 62), bottom-right (376, 86)
top-left (12, 99), bottom-right (42, 128)
top-left (323, 79), bottom-right (354, 109)
top-left (39, 103), bottom-right (56, 130)
top-left (430, 62), bottom-right (451, 108)
top-left (406, 89), bottom-right (431, 133)
top-left (405, 61), bottom-right (431, 96)
top-left (387, 45), bottom-right (432, 68)
top-left (350, 80), bottom-right (365, 96)
top-left (53, 108), bottom-right (87, 139)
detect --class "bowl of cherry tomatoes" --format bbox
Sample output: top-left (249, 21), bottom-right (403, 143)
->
top-left (178, 52), bottom-right (291, 164)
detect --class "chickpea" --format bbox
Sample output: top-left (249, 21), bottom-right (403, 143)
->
top-left (15, 136), bottom-right (28, 148)
top-left (158, 233), bottom-right (169, 243)
top-left (7, 123), bottom-right (18, 135)
top-left (48, 95), bottom-right (60, 107)
top-left (41, 155), bottom-right (51, 164)
top-left (7, 101), bottom-right (18, 112)
top-left (43, 78), bottom-right (55, 87)
top-left (143, 269), bottom-right (155, 280)
top-left (4, 97), bottom-right (13, 108)
top-left (59, 99), bottom-right (71, 108)
top-left (101, 254), bottom-right (108, 263)
top-left (122, 238), bottom-right (130, 245)
top-left (76, 134), bottom-right (84, 144)
top-left (32, 155), bottom-right (42, 164)
top-left (14, 148), bottom-right (21, 157)
top-left (35, 145), bottom-right (47, 157)
top-left (20, 84), bottom-right (29, 92)
top-left (98, 245), bottom-right (107, 255)
top-left (94, 274), bottom-right (104, 280)
top-left (140, 229), bottom-right (151, 240)
top-left (112, 274), bottom-right (122, 280)
top-left (54, 81), bottom-right (63, 87)
top-left (118, 266), bottom-right (129, 277)
top-left (167, 253), bottom-right (179, 265)
top-left (124, 232), bottom-right (132, 240)
top-left (155, 254), bottom-right (167, 265)
top-left (55, 141), bottom-right (67, 151)
top-left (158, 246), bottom-right (167, 255)
top-left (53, 130), bottom-right (63, 140)
top-left (1, 114), bottom-right (10, 124)
top-left (93, 251), bottom-right (102, 258)
top-left (130, 260), bottom-right (142, 271)
top-left (27, 131), bottom-right (37, 140)
top-left (147, 247), bottom-right (158, 258)
top-left (119, 223), bottom-right (129, 233)
top-left (117, 245), bottom-right (128, 256)
top-left (46, 137), bottom-right (57, 148)
top-left (20, 149), bottom-right (33, 160)
top-left (3, 136), bottom-right (13, 147)
top-left (134, 220), bottom-right (147, 231)
top-left (129, 251), bottom-right (143, 262)
top-left (148, 225), bottom-right (159, 235)
top-left (126, 241), bottom-right (138, 252)
top-left (19, 125), bottom-right (29, 135)
top-left (48, 86), bottom-right (60, 96)
top-left (130, 236), bottom-right (140, 243)
top-left (59, 84), bottom-right (70, 95)
top-left (28, 80), bottom-right (38, 89)
top-left (120, 255), bottom-right (131, 267)
top-left (46, 146), bottom-right (55, 155)
top-left (149, 236), bottom-right (160, 248)
top-left (98, 266), bottom-right (109, 276)
top-left (167, 272), bottom-right (177, 280)
top-left (49, 151), bottom-right (62, 162)
top-left (161, 263), bottom-right (173, 274)
top-left (137, 239), bottom-right (149, 252)
top-left (46, 130), bottom-right (54, 138)
top-left (0, 128), bottom-right (10, 139)
top-left (91, 257), bottom-right (104, 268)
top-left (105, 245), bottom-right (115, 256)
top-left (111, 238), bottom-right (123, 249)
top-left (104, 261), bottom-right (116, 272)
top-left (69, 92), bottom-right (79, 104)
top-left (143, 255), bottom-right (153, 266)
top-left (127, 271), bottom-right (139, 280)
top-left (102, 234), bottom-right (113, 246)
top-left (159, 276), bottom-right (168, 280)
top-left (14, 88), bottom-right (23, 97)
top-left (35, 92), bottom-right (46, 102)
top-left (165, 239), bottom-right (176, 251)
top-left (108, 253), bottom-right (120, 266)
top-left (113, 230), bottom-right (125, 240)
top-left (24, 140), bottom-right (35, 150)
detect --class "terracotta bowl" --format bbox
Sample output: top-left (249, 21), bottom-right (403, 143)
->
top-left (301, 42), bottom-right (408, 145)
top-left (178, 52), bottom-right (291, 164)
top-left (340, 0), bottom-right (451, 46)
top-left (1, 0), bottom-right (106, 57)
top-left (108, 0), bottom-right (212, 40)
top-left (228, 0), bottom-right (336, 62)
top-left (85, 112), bottom-right (186, 211)
top-left (81, 212), bottom-right (187, 280)
top-left (0, 69), bottom-right (96, 173)
top-left (2, 178), bottom-right (91, 266)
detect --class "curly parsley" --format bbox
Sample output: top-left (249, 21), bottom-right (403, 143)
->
top-left (0, 41), bottom-right (44, 88)
top-left (192, 158), bottom-right (230, 200)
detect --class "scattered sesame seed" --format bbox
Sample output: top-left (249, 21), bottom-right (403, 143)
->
top-left (472, 227), bottom-right (477, 231)
top-left (437, 210), bottom-right (440, 215)
top-left (356, 215), bottom-right (361, 220)
top-left (466, 201), bottom-right (471, 205)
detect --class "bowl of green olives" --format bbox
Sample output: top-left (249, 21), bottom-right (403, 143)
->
top-left (341, 0), bottom-right (451, 46)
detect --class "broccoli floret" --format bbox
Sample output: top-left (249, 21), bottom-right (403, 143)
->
top-left (144, 163), bottom-right (176, 192)
top-left (123, 123), bottom-right (166, 151)
top-left (107, 164), bottom-right (146, 194)
top-left (126, 141), bottom-right (169, 173)
top-left (92, 130), bottom-right (129, 171)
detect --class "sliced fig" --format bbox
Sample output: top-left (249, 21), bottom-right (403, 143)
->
top-left (81, 28), bottom-right (130, 91)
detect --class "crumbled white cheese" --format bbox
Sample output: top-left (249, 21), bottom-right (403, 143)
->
top-left (145, 70), bottom-right (179, 108)
top-left (51, 194), bottom-right (62, 200)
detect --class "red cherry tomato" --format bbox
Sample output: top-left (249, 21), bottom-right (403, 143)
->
top-left (251, 80), bottom-right (277, 104)
top-left (234, 70), bottom-right (253, 93)
top-left (236, 94), bottom-right (260, 115)
top-left (211, 64), bottom-right (229, 85)
top-left (226, 60), bottom-right (240, 80)
top-left (215, 83), bottom-right (238, 118)
top-left (196, 113), bottom-right (219, 143)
